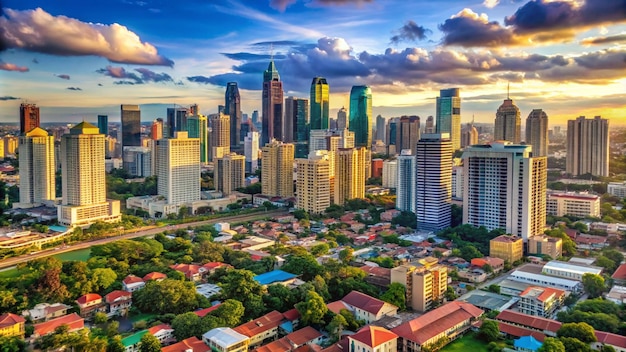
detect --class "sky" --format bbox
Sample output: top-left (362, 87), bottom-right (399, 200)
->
top-left (0, 0), bottom-right (625, 127)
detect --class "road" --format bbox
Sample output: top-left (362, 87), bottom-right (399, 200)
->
top-left (0, 209), bottom-right (288, 270)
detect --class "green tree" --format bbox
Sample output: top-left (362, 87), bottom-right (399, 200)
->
top-left (557, 322), bottom-right (597, 343)
top-left (295, 290), bottom-right (328, 325)
top-left (107, 336), bottom-right (126, 352)
top-left (445, 286), bottom-right (458, 301)
top-left (282, 254), bottom-right (324, 281)
top-left (391, 211), bottom-right (417, 228)
top-left (582, 273), bottom-right (605, 298)
top-left (310, 243), bottom-right (330, 257)
top-left (602, 249), bottom-right (624, 266)
top-left (139, 333), bottom-right (161, 352)
top-left (134, 279), bottom-right (201, 315)
top-left (90, 268), bottom-right (117, 292)
top-left (380, 283), bottom-right (406, 311)
top-left (537, 337), bottom-right (565, 352)
top-left (338, 248), bottom-right (353, 264)
top-left (327, 313), bottom-right (348, 341)
top-left (478, 320), bottom-right (500, 342)
top-left (559, 337), bottom-right (592, 352)
top-left (601, 346), bottom-right (617, 352)
top-left (212, 299), bottom-right (245, 327)
top-left (0, 336), bottom-right (26, 352)
top-left (93, 312), bottom-right (108, 325)
top-left (487, 284), bottom-right (500, 294)
top-left (263, 284), bottom-right (294, 312)
top-left (171, 312), bottom-right (202, 340)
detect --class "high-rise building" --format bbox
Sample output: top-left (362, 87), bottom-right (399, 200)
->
top-left (4, 135), bottom-right (18, 156)
top-left (20, 103), bottom-right (40, 135)
top-left (16, 127), bottom-right (55, 208)
top-left (244, 132), bottom-right (259, 173)
top-left (415, 133), bottom-right (452, 232)
top-left (251, 110), bottom-right (260, 129)
top-left (121, 105), bottom-right (141, 147)
top-left (452, 165), bottom-right (464, 200)
top-left (166, 107), bottom-right (189, 138)
top-left (396, 150), bottom-right (416, 213)
top-left (461, 122), bottom-right (478, 148)
top-left (494, 95), bottom-right (521, 143)
top-left (284, 97), bottom-right (309, 145)
top-left (425, 116), bottom-right (435, 134)
top-left (262, 60), bottom-right (284, 144)
top-left (525, 109), bottom-right (549, 157)
top-left (58, 122), bottom-right (121, 227)
top-left (225, 82), bottom-right (242, 146)
top-left (463, 141), bottom-right (547, 241)
top-left (337, 107), bottom-right (348, 130)
top-left (151, 118), bottom-right (163, 141)
top-left (97, 115), bottom-right (108, 136)
top-left (397, 116), bottom-right (420, 155)
top-left (349, 86), bottom-right (373, 148)
top-left (334, 147), bottom-right (366, 205)
top-left (156, 131), bottom-right (200, 206)
top-left (187, 114), bottom-right (209, 164)
top-left (122, 146), bottom-right (152, 177)
top-left (566, 116), bottom-right (609, 177)
top-left (310, 77), bottom-right (329, 130)
top-left (261, 140), bottom-right (294, 198)
top-left (209, 113), bottom-right (231, 161)
top-left (382, 159), bottom-right (397, 188)
top-left (214, 153), bottom-right (245, 196)
top-left (296, 151), bottom-right (330, 214)
top-left (386, 118), bottom-right (398, 155)
top-left (436, 88), bottom-right (461, 151)
top-left (375, 115), bottom-right (386, 143)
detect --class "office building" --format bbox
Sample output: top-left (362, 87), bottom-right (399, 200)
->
top-left (337, 107), bottom-right (348, 130)
top-left (156, 131), bottom-right (200, 206)
top-left (224, 82), bottom-right (242, 146)
top-left (525, 109), bottom-right (549, 157)
top-left (371, 158), bottom-right (383, 178)
top-left (122, 146), bottom-right (152, 177)
top-left (461, 123), bottom-right (478, 148)
top-left (334, 147), bottom-right (366, 205)
top-left (151, 119), bottom-right (163, 141)
top-left (187, 114), bottom-right (209, 164)
top-left (542, 260), bottom-right (603, 281)
top-left (396, 150), bottom-right (416, 213)
top-left (16, 128), bottom-right (55, 208)
top-left (390, 257), bottom-right (447, 312)
top-left (209, 113), bottom-right (231, 161)
top-left (296, 151), bottom-right (330, 214)
top-left (262, 60), bottom-right (284, 144)
top-left (382, 159), bottom-right (397, 188)
top-left (528, 235), bottom-right (562, 259)
top-left (416, 133), bottom-right (453, 232)
top-left (494, 94), bottom-right (521, 143)
top-left (261, 140), bottom-right (294, 198)
top-left (490, 235), bottom-right (523, 263)
top-left (58, 122), bottom-right (121, 227)
top-left (166, 107), bottom-right (188, 138)
top-left (20, 103), bottom-right (40, 135)
top-left (349, 85), bottom-right (373, 148)
top-left (97, 115), bottom-right (108, 136)
top-left (463, 141), bottom-right (547, 241)
top-left (121, 105), bottom-right (141, 148)
top-left (546, 191), bottom-right (600, 218)
top-left (244, 132), bottom-right (260, 173)
top-left (310, 77), bottom-right (329, 130)
top-left (425, 116), bottom-right (435, 134)
top-left (375, 115), bottom-right (386, 143)
top-left (396, 116), bottom-right (420, 155)
top-left (566, 116), bottom-right (609, 177)
top-left (215, 153), bottom-right (245, 196)
top-left (284, 96), bottom-right (308, 145)
top-left (436, 88), bottom-right (461, 151)
top-left (385, 118), bottom-right (398, 155)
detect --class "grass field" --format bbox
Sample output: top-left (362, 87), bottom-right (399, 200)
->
top-left (441, 334), bottom-right (504, 352)
top-left (0, 267), bottom-right (23, 279)
top-left (52, 248), bottom-right (92, 262)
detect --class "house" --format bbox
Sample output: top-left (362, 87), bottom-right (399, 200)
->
top-left (392, 302), bottom-right (483, 351)
top-left (280, 308), bottom-right (301, 334)
top-left (193, 304), bottom-right (222, 318)
top-left (612, 264), bottom-right (626, 285)
top-left (162, 337), bottom-right (209, 352)
top-left (518, 287), bottom-right (565, 318)
top-left (143, 271), bottom-right (167, 282)
top-left (341, 290), bottom-right (398, 324)
top-left (348, 326), bottom-right (398, 352)
top-left (105, 290), bottom-right (132, 317)
top-left (0, 313), bottom-right (25, 337)
top-left (122, 330), bottom-right (149, 352)
top-left (122, 275), bottom-right (145, 292)
top-left (202, 262), bottom-right (230, 275)
top-left (75, 293), bottom-right (106, 319)
top-left (22, 303), bottom-right (71, 322)
top-left (32, 313), bottom-right (84, 338)
top-left (359, 265), bottom-right (392, 288)
top-left (253, 326), bottom-right (323, 352)
top-left (233, 310), bottom-right (285, 347)
top-left (148, 323), bottom-right (175, 345)
top-left (170, 264), bottom-right (206, 282)
top-left (253, 270), bottom-right (298, 286)
top-left (196, 283), bottom-right (222, 299)
top-left (203, 327), bottom-right (249, 352)
top-left (514, 336), bottom-right (543, 352)
top-left (471, 257), bottom-right (505, 273)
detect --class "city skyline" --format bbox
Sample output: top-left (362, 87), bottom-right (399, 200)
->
top-left (0, 0), bottom-right (624, 126)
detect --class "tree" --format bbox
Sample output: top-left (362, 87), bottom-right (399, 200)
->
top-left (537, 337), bottom-right (565, 352)
top-left (444, 286), bottom-right (458, 301)
top-left (282, 254), bottom-right (324, 281)
top-left (90, 268), bottom-right (117, 292)
top-left (94, 312), bottom-right (108, 325)
top-left (212, 299), bottom-right (245, 327)
top-left (601, 346), bottom-right (617, 352)
top-left (310, 243), bottom-right (330, 257)
top-left (595, 256), bottom-right (617, 273)
top-left (477, 320), bottom-right (499, 342)
top-left (139, 333), bottom-right (161, 352)
top-left (582, 273), bottom-right (605, 298)
top-left (380, 283), bottom-right (406, 311)
top-left (391, 211), bottom-right (417, 228)
top-left (295, 290), bottom-right (328, 325)
top-left (559, 337), bottom-right (592, 352)
top-left (327, 313), bottom-right (348, 341)
top-left (557, 322), bottom-right (597, 343)
top-left (172, 312), bottom-right (202, 340)
top-left (338, 248), bottom-right (353, 264)
top-left (107, 336), bottom-right (126, 352)
top-left (134, 279), bottom-right (201, 315)
top-left (602, 249), bottom-right (624, 266)
top-left (487, 284), bottom-right (500, 294)
top-left (0, 336), bottom-right (26, 352)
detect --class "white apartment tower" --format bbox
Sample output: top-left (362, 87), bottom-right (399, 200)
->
top-left (244, 131), bottom-right (260, 173)
top-left (525, 109), bottom-right (549, 157)
top-left (382, 159), bottom-right (397, 189)
top-left (463, 141), bottom-right (547, 241)
top-left (296, 151), bottom-right (331, 214)
top-left (396, 149), bottom-right (416, 213)
top-left (16, 127), bottom-right (55, 208)
top-left (566, 116), bottom-right (609, 177)
top-left (156, 131), bottom-right (201, 205)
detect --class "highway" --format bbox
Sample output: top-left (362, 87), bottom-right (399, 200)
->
top-left (0, 209), bottom-right (288, 270)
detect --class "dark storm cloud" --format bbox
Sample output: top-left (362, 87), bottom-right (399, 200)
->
top-left (55, 74), bottom-right (70, 80)
top-left (67, 87), bottom-right (82, 90)
top-left (581, 34), bottom-right (626, 45)
top-left (97, 66), bottom-right (173, 84)
top-left (390, 21), bottom-right (431, 44)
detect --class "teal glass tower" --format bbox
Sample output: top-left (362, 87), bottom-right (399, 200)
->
top-left (310, 77), bottom-right (329, 130)
top-left (97, 115), bottom-right (108, 136)
top-left (435, 88), bottom-right (461, 151)
top-left (349, 85), bottom-right (372, 148)
top-left (187, 115), bottom-right (208, 164)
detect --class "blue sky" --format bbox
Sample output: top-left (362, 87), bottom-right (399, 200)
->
top-left (0, 0), bottom-right (625, 126)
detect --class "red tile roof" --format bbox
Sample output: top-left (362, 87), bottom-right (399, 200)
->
top-left (392, 302), bottom-right (483, 345)
top-left (193, 304), bottom-right (222, 318)
top-left (202, 262), bottom-right (229, 270)
top-left (496, 321), bottom-right (546, 342)
top-left (495, 310), bottom-right (562, 333)
top-left (143, 272), bottom-right (167, 281)
top-left (254, 338), bottom-right (291, 352)
top-left (519, 287), bottom-right (565, 302)
top-left (148, 323), bottom-right (172, 335)
top-left (611, 264), bottom-right (626, 281)
top-left (327, 300), bottom-right (351, 315)
top-left (320, 343), bottom-right (343, 352)
top-left (282, 308), bottom-right (301, 321)
top-left (233, 310), bottom-right (284, 337)
top-left (286, 326), bottom-right (322, 346)
top-left (75, 293), bottom-right (102, 306)
top-left (170, 264), bottom-right (203, 278)
top-left (105, 290), bottom-right (132, 303)
top-left (161, 337), bottom-right (209, 352)
top-left (350, 326), bottom-right (398, 347)
top-left (342, 291), bottom-right (389, 315)
top-left (0, 313), bottom-right (25, 329)
top-left (33, 313), bottom-right (84, 336)
top-left (359, 266), bottom-right (391, 279)
top-left (122, 275), bottom-right (144, 285)
top-left (596, 331), bottom-right (626, 349)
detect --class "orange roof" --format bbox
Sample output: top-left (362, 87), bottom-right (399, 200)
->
top-left (148, 323), bottom-right (172, 335)
top-left (33, 313), bottom-right (84, 336)
top-left (0, 313), bottom-right (25, 329)
top-left (143, 272), bottom-right (167, 281)
top-left (202, 262), bottom-right (228, 270)
top-left (519, 287), bottom-right (565, 302)
top-left (161, 337), bottom-right (209, 352)
top-left (612, 264), bottom-right (626, 281)
top-left (75, 293), bottom-right (102, 305)
top-left (342, 291), bottom-right (389, 315)
top-left (350, 326), bottom-right (398, 347)
top-left (286, 326), bottom-right (322, 346)
top-left (105, 290), bottom-right (132, 303)
top-left (496, 310), bottom-right (562, 333)
top-left (496, 321), bottom-right (546, 342)
top-left (327, 300), bottom-right (351, 315)
top-left (596, 331), bottom-right (626, 349)
top-left (193, 304), bottom-right (222, 318)
top-left (233, 310), bottom-right (284, 337)
top-left (122, 275), bottom-right (144, 285)
top-left (254, 338), bottom-right (291, 352)
top-left (282, 308), bottom-right (301, 321)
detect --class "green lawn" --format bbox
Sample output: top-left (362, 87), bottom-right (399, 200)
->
top-left (0, 267), bottom-right (23, 279)
top-left (129, 313), bottom-right (157, 323)
top-left (441, 333), bottom-right (506, 352)
top-left (52, 248), bottom-right (92, 262)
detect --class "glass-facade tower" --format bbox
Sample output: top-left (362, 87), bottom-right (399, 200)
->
top-left (97, 115), bottom-right (108, 136)
top-left (225, 82), bottom-right (242, 145)
top-left (435, 88), bottom-right (461, 151)
top-left (262, 60), bottom-right (284, 145)
top-left (187, 115), bottom-right (208, 164)
top-left (310, 77), bottom-right (329, 130)
top-left (349, 86), bottom-right (372, 148)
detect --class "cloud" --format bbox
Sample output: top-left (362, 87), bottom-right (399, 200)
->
top-left (222, 52), bottom-right (286, 61)
top-left (390, 20), bottom-right (431, 44)
top-left (96, 66), bottom-right (174, 84)
top-left (483, 0), bottom-right (499, 9)
top-left (134, 68), bottom-right (174, 83)
top-left (55, 74), bottom-right (70, 80)
top-left (0, 7), bottom-right (174, 66)
top-left (581, 33), bottom-right (626, 45)
top-left (0, 61), bottom-right (29, 72)
top-left (0, 96), bottom-right (20, 101)
top-left (67, 87), bottom-right (82, 91)
top-left (32, 58), bottom-right (39, 64)
top-left (269, 0), bottom-right (297, 11)
top-left (439, 9), bottom-right (521, 47)
top-left (270, 0), bottom-right (373, 11)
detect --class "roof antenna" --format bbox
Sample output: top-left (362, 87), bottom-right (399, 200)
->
top-left (507, 82), bottom-right (510, 100)
top-left (472, 114), bottom-right (475, 126)
top-left (270, 43), bottom-right (274, 63)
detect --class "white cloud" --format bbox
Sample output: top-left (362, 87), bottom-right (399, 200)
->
top-left (483, 0), bottom-right (500, 9)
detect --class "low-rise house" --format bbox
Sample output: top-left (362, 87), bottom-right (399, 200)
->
top-left (0, 313), bottom-right (25, 337)
top-left (573, 234), bottom-right (609, 250)
top-left (280, 309), bottom-right (301, 334)
top-left (518, 287), bottom-right (565, 318)
top-left (341, 290), bottom-right (398, 324)
top-left (606, 285), bottom-right (626, 305)
top-left (348, 326), bottom-right (398, 352)
top-left (143, 271), bottom-right (167, 282)
top-left (542, 260), bottom-right (602, 281)
top-left (202, 262), bottom-right (230, 275)
top-left (32, 313), bottom-right (84, 338)
top-left (458, 268), bottom-right (487, 283)
top-left (612, 264), bottom-right (626, 285)
top-left (196, 283), bottom-right (222, 299)
top-left (514, 336), bottom-right (543, 352)
top-left (233, 310), bottom-right (284, 347)
top-left (471, 257), bottom-right (505, 273)
top-left (203, 327), bottom-right (249, 352)
top-left (359, 265), bottom-right (391, 288)
top-left (122, 275), bottom-right (145, 292)
top-left (162, 337), bottom-right (209, 352)
top-left (148, 324), bottom-right (175, 345)
top-left (170, 264), bottom-right (206, 282)
top-left (594, 331), bottom-right (626, 352)
top-left (253, 270), bottom-right (298, 287)
top-left (253, 326), bottom-right (323, 352)
top-left (105, 290), bottom-right (132, 317)
top-left (193, 304), bottom-right (222, 318)
top-left (22, 303), bottom-right (71, 322)
top-left (75, 293), bottom-right (106, 319)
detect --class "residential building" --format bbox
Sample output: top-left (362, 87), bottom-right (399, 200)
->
top-left (348, 326), bottom-right (398, 352)
top-left (490, 235), bottom-right (523, 263)
top-left (20, 103), bottom-right (40, 135)
top-left (541, 260), bottom-right (603, 281)
top-left (452, 165), bottom-right (464, 200)
top-left (209, 112), bottom-right (231, 161)
top-left (375, 114), bottom-right (386, 143)
top-left (225, 82), bottom-right (242, 146)
top-left (527, 236), bottom-right (562, 259)
top-left (233, 310), bottom-right (284, 347)
top-left (310, 77), bottom-right (329, 130)
top-left (151, 118), bottom-right (163, 141)
top-left (546, 191), bottom-right (601, 218)
top-left (215, 153), bottom-right (245, 196)
top-left (0, 313), bottom-right (25, 337)
top-left (105, 290), bottom-right (132, 317)
top-left (122, 330), bottom-right (150, 352)
top-left (58, 122), bottom-right (121, 227)
top-left (75, 293), bottom-right (106, 319)
top-left (396, 150), bottom-right (416, 212)
top-left (494, 94), bottom-right (521, 143)
top-left (203, 328), bottom-right (249, 352)
top-left (386, 118), bottom-right (398, 154)
top-left (349, 85), bottom-right (373, 148)
top-left (334, 147), bottom-right (367, 205)
top-left (97, 115), bottom-right (108, 136)
top-left (425, 115), bottom-right (435, 134)
top-left (16, 127), bottom-right (55, 208)
top-left (341, 290), bottom-right (398, 324)
top-left (461, 122), bottom-right (478, 149)
top-left (262, 60), bottom-right (284, 144)
top-left (121, 104), bottom-right (141, 148)
top-left (32, 313), bottom-right (84, 338)
top-left (254, 326), bottom-right (323, 352)
top-left (122, 275), bottom-right (145, 292)
top-left (261, 140), bottom-right (294, 197)
top-left (187, 114), bottom-right (209, 164)
top-left (471, 257), bottom-right (505, 273)
top-left (396, 115), bottom-right (420, 155)
top-left (508, 270), bottom-right (583, 293)
top-left (337, 106), bottom-right (348, 130)
top-left (22, 303), bottom-right (72, 323)
top-left (566, 116), bottom-right (609, 177)
top-left (435, 88), bottom-right (461, 151)
top-left (148, 324), bottom-right (175, 346)
top-left (518, 286), bottom-right (565, 318)
top-left (156, 131), bottom-right (200, 208)
top-left (382, 160), bottom-right (397, 188)
top-left (463, 141), bottom-right (547, 241)
top-left (392, 301), bottom-right (483, 351)
top-left (608, 181), bottom-right (626, 198)
top-left (415, 133), bottom-right (453, 232)
top-left (296, 151), bottom-right (330, 214)
top-left (525, 109), bottom-right (548, 157)
top-left (162, 337), bottom-right (208, 352)
top-left (612, 264), bottom-right (626, 285)
top-left (244, 131), bottom-right (260, 173)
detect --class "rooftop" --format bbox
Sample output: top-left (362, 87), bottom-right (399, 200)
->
top-left (33, 313), bottom-right (84, 336)
top-left (122, 330), bottom-right (149, 347)
top-left (510, 270), bottom-right (581, 289)
top-left (350, 326), bottom-right (398, 347)
top-left (203, 327), bottom-right (249, 347)
top-left (253, 270), bottom-right (297, 285)
top-left (543, 260), bottom-right (603, 276)
top-left (75, 293), bottom-right (102, 305)
top-left (161, 337), bottom-right (208, 352)
top-left (519, 287), bottom-right (565, 302)
top-left (612, 263), bottom-right (626, 281)
top-left (0, 313), bottom-right (25, 328)
top-left (342, 290), bottom-right (395, 316)
top-left (496, 310), bottom-right (562, 333)
top-left (514, 335), bottom-right (543, 351)
top-left (491, 235), bottom-right (522, 244)
top-left (458, 290), bottom-right (518, 311)
top-left (233, 310), bottom-right (284, 337)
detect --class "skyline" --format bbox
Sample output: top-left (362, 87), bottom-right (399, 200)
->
top-left (0, 0), bottom-right (625, 125)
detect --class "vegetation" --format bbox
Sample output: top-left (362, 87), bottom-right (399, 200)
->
top-left (557, 298), bottom-right (626, 334)
top-left (438, 224), bottom-right (504, 261)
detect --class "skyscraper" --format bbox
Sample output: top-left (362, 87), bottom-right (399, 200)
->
top-left (349, 86), bottom-right (373, 148)
top-left (244, 132), bottom-right (259, 173)
top-left (262, 60), bottom-right (284, 145)
top-left (461, 123), bottom-right (478, 148)
top-left (121, 105), bottom-right (141, 147)
top-left (261, 140), bottom-right (295, 197)
top-left (20, 103), bottom-right (40, 135)
top-left (494, 94), bottom-right (521, 143)
top-left (396, 149), bottom-right (416, 213)
top-left (156, 131), bottom-right (200, 206)
top-left (337, 107), bottom-right (348, 130)
top-left (296, 151), bottom-right (330, 214)
top-left (166, 107), bottom-right (189, 138)
top-left (566, 116), bottom-right (609, 177)
top-left (463, 141), bottom-right (547, 241)
top-left (435, 88), bottom-right (461, 151)
top-left (525, 109), bottom-right (549, 157)
top-left (214, 153), bottom-right (245, 196)
top-left (397, 116), bottom-right (421, 155)
top-left (334, 147), bottom-right (366, 205)
top-left (386, 118), bottom-right (398, 155)
top-left (425, 116), bottom-right (435, 134)
top-left (209, 113), bottom-right (230, 161)
top-left (58, 122), bottom-right (121, 227)
top-left (187, 114), bottom-right (209, 164)
top-left (97, 115), bottom-right (108, 136)
top-left (375, 115), bottom-right (386, 143)
top-left (151, 118), bottom-right (163, 141)
top-left (415, 133), bottom-right (452, 232)
top-left (225, 82), bottom-right (242, 146)
top-left (122, 147), bottom-right (152, 177)
top-left (16, 127), bottom-right (55, 208)
top-left (284, 97), bottom-right (309, 143)
top-left (310, 77), bottom-right (329, 130)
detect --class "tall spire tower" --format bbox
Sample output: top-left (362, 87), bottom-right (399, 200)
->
top-left (262, 58), bottom-right (284, 145)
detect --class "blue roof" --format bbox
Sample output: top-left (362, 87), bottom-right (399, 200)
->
top-left (253, 270), bottom-right (297, 285)
top-left (514, 336), bottom-right (543, 351)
